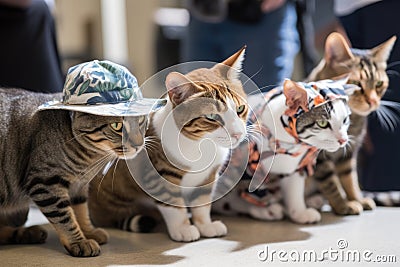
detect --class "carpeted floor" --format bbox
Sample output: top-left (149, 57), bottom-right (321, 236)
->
top-left (1, 207), bottom-right (399, 266)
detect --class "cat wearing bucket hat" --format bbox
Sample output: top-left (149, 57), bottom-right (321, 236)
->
top-left (0, 60), bottom-right (165, 257)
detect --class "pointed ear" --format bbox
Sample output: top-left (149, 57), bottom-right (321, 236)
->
top-left (165, 72), bottom-right (198, 105)
top-left (213, 46), bottom-right (246, 81)
top-left (372, 35), bottom-right (396, 62)
top-left (283, 79), bottom-right (309, 116)
top-left (325, 32), bottom-right (354, 65)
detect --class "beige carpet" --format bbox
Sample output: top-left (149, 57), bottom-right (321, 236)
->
top-left (1, 207), bottom-right (399, 266)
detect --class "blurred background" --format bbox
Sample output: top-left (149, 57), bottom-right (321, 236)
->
top-left (52, 0), bottom-right (337, 97)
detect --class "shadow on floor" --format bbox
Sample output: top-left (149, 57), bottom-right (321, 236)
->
top-left (218, 211), bottom-right (345, 252)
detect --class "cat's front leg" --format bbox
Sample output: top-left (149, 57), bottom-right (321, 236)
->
top-left (71, 196), bottom-right (109, 245)
top-left (157, 200), bottom-right (200, 242)
top-left (337, 158), bottom-right (376, 211)
top-left (28, 182), bottom-right (100, 257)
top-left (190, 194), bottom-right (227, 238)
top-left (280, 172), bottom-right (321, 224)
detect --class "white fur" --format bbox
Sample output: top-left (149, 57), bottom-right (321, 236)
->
top-left (214, 92), bottom-right (350, 224)
top-left (153, 95), bottom-right (246, 240)
top-left (157, 205), bottom-right (200, 242)
top-left (298, 100), bottom-right (350, 152)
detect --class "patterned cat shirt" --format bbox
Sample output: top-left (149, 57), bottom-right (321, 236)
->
top-left (236, 81), bottom-right (349, 207)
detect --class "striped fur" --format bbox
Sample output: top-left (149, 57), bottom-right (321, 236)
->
top-left (0, 88), bottom-right (147, 256)
top-left (212, 79), bottom-right (352, 224)
top-left (306, 32), bottom-right (396, 215)
top-left (89, 48), bottom-right (248, 241)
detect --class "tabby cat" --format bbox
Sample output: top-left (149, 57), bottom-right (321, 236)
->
top-left (305, 32), bottom-right (396, 215)
top-left (212, 77), bottom-right (358, 223)
top-left (89, 48), bottom-right (248, 241)
top-left (0, 89), bottom-right (147, 256)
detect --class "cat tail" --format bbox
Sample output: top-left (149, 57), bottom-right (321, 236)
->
top-left (120, 215), bottom-right (157, 233)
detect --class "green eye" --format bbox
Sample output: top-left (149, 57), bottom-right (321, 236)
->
top-left (316, 120), bottom-right (329, 129)
top-left (110, 122), bottom-right (123, 131)
top-left (236, 105), bottom-right (245, 114)
top-left (376, 81), bottom-right (383, 88)
top-left (205, 114), bottom-right (220, 121)
top-left (349, 80), bottom-right (361, 87)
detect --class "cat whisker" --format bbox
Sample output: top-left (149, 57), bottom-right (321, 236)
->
top-left (245, 128), bottom-right (263, 136)
top-left (111, 158), bottom-right (120, 193)
top-left (79, 151), bottom-right (115, 183)
top-left (95, 155), bottom-right (119, 196)
top-left (387, 61), bottom-right (400, 68)
top-left (144, 135), bottom-right (161, 151)
top-left (374, 109), bottom-right (389, 131)
top-left (347, 135), bottom-right (357, 145)
top-left (386, 70), bottom-right (400, 77)
top-left (375, 107), bottom-right (397, 131)
top-left (381, 100), bottom-right (400, 111)
top-left (245, 131), bottom-right (263, 143)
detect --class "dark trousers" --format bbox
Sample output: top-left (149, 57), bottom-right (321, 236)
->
top-left (340, 0), bottom-right (400, 191)
top-left (0, 0), bottom-right (64, 93)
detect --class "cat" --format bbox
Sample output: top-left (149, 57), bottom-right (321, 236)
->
top-left (212, 77), bottom-right (358, 223)
top-left (0, 88), bottom-right (149, 257)
top-left (305, 32), bottom-right (396, 215)
top-left (89, 47), bottom-right (248, 241)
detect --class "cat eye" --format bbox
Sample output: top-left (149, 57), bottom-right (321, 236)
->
top-left (343, 116), bottom-right (350, 124)
top-left (349, 80), bottom-right (362, 87)
top-left (236, 105), bottom-right (246, 114)
top-left (205, 113), bottom-right (221, 122)
top-left (316, 120), bottom-right (329, 129)
top-left (376, 81), bottom-right (383, 88)
top-left (110, 122), bottom-right (123, 132)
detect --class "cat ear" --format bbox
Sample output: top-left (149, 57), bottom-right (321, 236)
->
top-left (372, 35), bottom-right (396, 62)
top-left (213, 46), bottom-right (246, 81)
top-left (283, 79), bottom-right (309, 116)
top-left (165, 71), bottom-right (198, 105)
top-left (324, 32), bottom-right (354, 65)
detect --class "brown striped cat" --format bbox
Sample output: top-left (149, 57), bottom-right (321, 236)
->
top-left (89, 48), bottom-right (248, 241)
top-left (0, 89), bottom-right (148, 256)
top-left (306, 32), bottom-right (396, 215)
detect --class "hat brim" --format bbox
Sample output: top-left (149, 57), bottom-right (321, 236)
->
top-left (37, 98), bottom-right (167, 116)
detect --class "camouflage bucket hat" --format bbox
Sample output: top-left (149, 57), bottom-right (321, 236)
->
top-left (38, 60), bottom-right (166, 116)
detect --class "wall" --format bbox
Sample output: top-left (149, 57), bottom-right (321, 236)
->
top-left (54, 0), bottom-right (164, 97)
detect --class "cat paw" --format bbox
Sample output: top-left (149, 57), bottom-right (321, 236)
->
top-left (169, 225), bottom-right (200, 242)
top-left (358, 197), bottom-right (376, 210)
top-left (83, 228), bottom-right (109, 245)
top-left (333, 200), bottom-right (363, 215)
top-left (306, 194), bottom-right (325, 210)
top-left (196, 221), bottom-right (227, 238)
top-left (20, 225), bottom-right (48, 244)
top-left (249, 203), bottom-right (285, 221)
top-left (65, 239), bottom-right (101, 257)
top-left (289, 208), bottom-right (321, 224)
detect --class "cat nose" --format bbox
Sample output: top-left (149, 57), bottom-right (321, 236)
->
top-left (367, 91), bottom-right (379, 107)
top-left (338, 138), bottom-right (347, 145)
